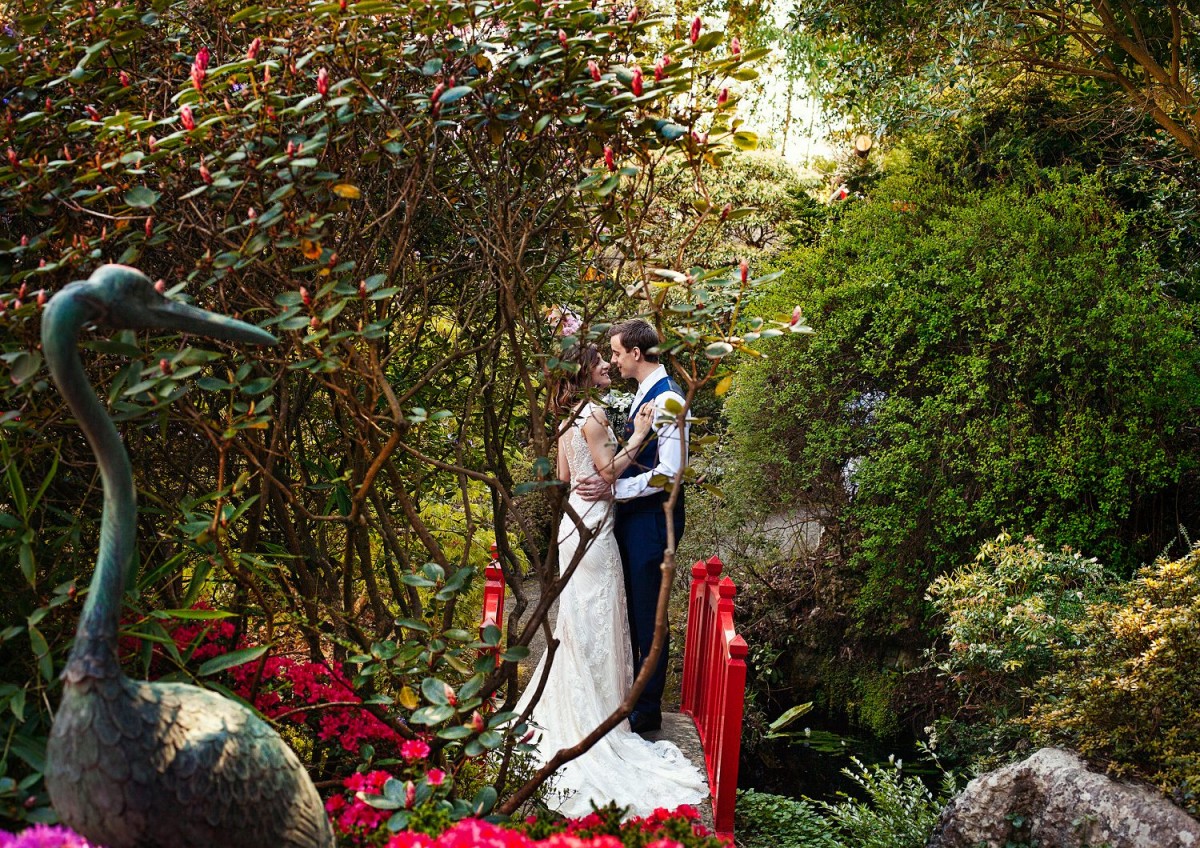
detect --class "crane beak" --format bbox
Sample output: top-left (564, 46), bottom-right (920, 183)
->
top-left (147, 297), bottom-right (277, 346)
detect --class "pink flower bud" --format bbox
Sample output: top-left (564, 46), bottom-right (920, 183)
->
top-left (317, 68), bottom-right (329, 96)
top-left (159, 358), bottom-right (172, 374)
top-left (690, 16), bottom-right (701, 43)
top-left (558, 29), bottom-right (568, 49)
top-left (309, 315), bottom-right (320, 329)
top-left (17, 284), bottom-right (25, 300)
top-left (720, 202), bottom-right (732, 220)
top-left (358, 279), bottom-right (367, 298)
top-left (339, 0), bottom-right (346, 9)
top-left (653, 57), bottom-right (667, 82)
top-left (404, 781), bottom-right (416, 808)
top-left (20, 235), bottom-right (28, 247)
top-left (85, 104), bottom-right (100, 120)
top-left (148, 135), bottom-right (157, 151)
top-left (731, 36), bottom-right (741, 55)
top-left (37, 290), bottom-right (47, 308)
top-left (247, 37), bottom-right (262, 60)
top-left (119, 70), bottom-right (130, 87)
top-left (286, 140), bottom-right (297, 157)
top-left (301, 286), bottom-right (312, 306)
top-left (11, 299), bottom-right (21, 309)
top-left (470, 711), bottom-right (485, 733)
top-left (45, 96), bottom-right (53, 111)
top-left (626, 6), bottom-right (638, 22)
top-left (431, 82), bottom-right (445, 103)
top-left (443, 683), bottom-right (457, 706)
top-left (247, 207), bottom-right (256, 220)
top-left (263, 65), bottom-right (271, 84)
top-left (717, 87), bottom-right (728, 106)
top-left (691, 130), bottom-right (708, 146)
top-left (6, 148), bottom-right (16, 167)
top-left (739, 257), bottom-right (749, 283)
top-left (199, 163), bottom-right (212, 183)
top-left (145, 217), bottom-right (153, 238)
top-left (180, 104), bottom-right (195, 130)
top-left (195, 46), bottom-right (211, 71)
top-left (154, 279), bottom-right (167, 294)
top-left (191, 62), bottom-right (205, 91)
top-left (789, 305), bottom-right (804, 329)
top-left (630, 67), bottom-right (643, 96)
top-left (588, 60), bottom-right (601, 82)
top-left (604, 146), bottom-right (615, 171)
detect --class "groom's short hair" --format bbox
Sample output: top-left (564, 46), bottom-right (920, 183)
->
top-left (609, 319), bottom-right (660, 363)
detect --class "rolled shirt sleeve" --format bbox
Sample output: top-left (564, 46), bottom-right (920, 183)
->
top-left (613, 390), bottom-right (688, 502)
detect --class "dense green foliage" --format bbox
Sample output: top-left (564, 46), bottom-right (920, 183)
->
top-left (735, 757), bottom-right (953, 848)
top-left (718, 157), bottom-right (1200, 744)
top-left (729, 160), bottom-right (1200, 636)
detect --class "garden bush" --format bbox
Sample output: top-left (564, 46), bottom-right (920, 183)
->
top-left (1026, 546), bottom-right (1200, 813)
top-left (721, 158), bottom-right (1200, 733)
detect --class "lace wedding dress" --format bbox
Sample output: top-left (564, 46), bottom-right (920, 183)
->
top-left (516, 403), bottom-right (708, 818)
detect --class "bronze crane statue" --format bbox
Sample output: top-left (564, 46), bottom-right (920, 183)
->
top-left (42, 265), bottom-right (335, 848)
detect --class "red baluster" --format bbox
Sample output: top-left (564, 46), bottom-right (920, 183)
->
top-left (481, 543), bottom-right (505, 639)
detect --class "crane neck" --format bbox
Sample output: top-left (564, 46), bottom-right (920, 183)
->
top-left (42, 290), bottom-right (130, 681)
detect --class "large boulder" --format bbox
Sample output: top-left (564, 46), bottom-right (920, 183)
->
top-left (929, 748), bottom-right (1200, 848)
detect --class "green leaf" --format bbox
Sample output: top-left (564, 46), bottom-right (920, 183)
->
top-left (732, 131), bottom-right (759, 151)
top-left (124, 186), bottom-right (160, 208)
top-left (421, 677), bottom-right (451, 706)
top-left (198, 644), bottom-right (269, 676)
top-left (10, 352), bottom-right (43, 386)
top-left (437, 85), bottom-right (473, 105)
top-left (156, 608), bottom-right (236, 620)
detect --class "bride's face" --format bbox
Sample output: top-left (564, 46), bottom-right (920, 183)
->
top-left (590, 358), bottom-right (612, 390)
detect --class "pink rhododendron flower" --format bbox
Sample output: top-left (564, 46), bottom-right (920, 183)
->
top-left (401, 737), bottom-right (430, 761)
top-left (425, 767), bottom-right (445, 786)
top-left (604, 146), bottom-right (615, 171)
top-left (689, 16), bottom-right (701, 43)
top-left (717, 87), bottom-right (728, 106)
top-left (731, 36), bottom-right (741, 55)
top-left (179, 104), bottom-right (195, 130)
top-left (386, 834), bottom-right (435, 848)
top-left (195, 46), bottom-right (211, 70)
top-left (630, 67), bottom-right (643, 96)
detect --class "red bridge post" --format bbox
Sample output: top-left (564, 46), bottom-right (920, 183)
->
top-left (481, 543), bottom-right (505, 640)
top-left (681, 555), bottom-right (746, 840)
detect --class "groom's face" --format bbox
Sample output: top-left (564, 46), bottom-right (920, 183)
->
top-left (609, 334), bottom-right (636, 379)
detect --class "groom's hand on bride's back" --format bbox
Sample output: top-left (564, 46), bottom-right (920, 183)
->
top-left (576, 475), bottom-right (614, 502)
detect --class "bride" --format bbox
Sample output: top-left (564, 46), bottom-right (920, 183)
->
top-left (516, 344), bottom-right (708, 818)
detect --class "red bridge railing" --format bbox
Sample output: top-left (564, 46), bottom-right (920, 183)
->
top-left (481, 544), bottom-right (506, 638)
top-left (681, 555), bottom-right (747, 839)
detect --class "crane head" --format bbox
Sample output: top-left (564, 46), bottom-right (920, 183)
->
top-left (69, 264), bottom-right (277, 346)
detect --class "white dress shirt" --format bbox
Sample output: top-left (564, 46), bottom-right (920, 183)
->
top-left (614, 365), bottom-right (689, 502)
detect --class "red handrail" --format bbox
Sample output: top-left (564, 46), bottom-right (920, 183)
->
top-left (681, 555), bottom-right (747, 839)
top-left (482, 543), bottom-right (505, 638)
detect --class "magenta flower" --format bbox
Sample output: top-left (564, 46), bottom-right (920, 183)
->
top-left (604, 146), bottom-right (615, 171)
top-left (317, 68), bottom-right (329, 96)
top-left (731, 36), bottom-right (742, 55)
top-left (630, 66), bottom-right (643, 96)
top-left (179, 104), bottom-right (195, 130)
top-left (401, 737), bottom-right (431, 761)
top-left (588, 60), bottom-right (601, 82)
top-left (689, 16), bottom-right (701, 43)
top-left (425, 767), bottom-right (446, 786)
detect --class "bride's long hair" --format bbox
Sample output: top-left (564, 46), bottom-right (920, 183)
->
top-left (551, 344), bottom-right (602, 421)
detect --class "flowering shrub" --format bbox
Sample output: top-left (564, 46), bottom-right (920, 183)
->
top-left (0, 824), bottom-right (100, 847)
top-left (319, 786), bottom-right (726, 848)
top-left (0, 0), bottom-right (776, 825)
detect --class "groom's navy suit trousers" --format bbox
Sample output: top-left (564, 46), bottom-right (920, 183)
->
top-left (616, 376), bottom-right (685, 716)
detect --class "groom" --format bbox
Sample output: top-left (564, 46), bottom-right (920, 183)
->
top-left (579, 319), bottom-right (687, 733)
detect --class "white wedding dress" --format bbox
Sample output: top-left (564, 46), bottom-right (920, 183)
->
top-left (515, 403), bottom-right (708, 818)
